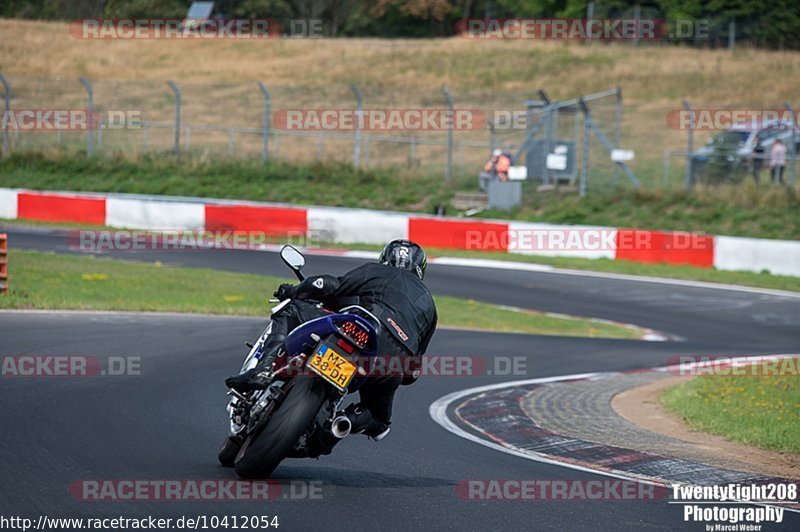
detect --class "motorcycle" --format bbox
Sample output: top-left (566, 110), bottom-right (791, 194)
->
top-left (218, 245), bottom-right (382, 479)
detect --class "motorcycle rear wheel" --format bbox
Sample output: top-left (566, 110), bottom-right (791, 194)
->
top-left (234, 376), bottom-right (326, 479)
top-left (218, 436), bottom-right (242, 467)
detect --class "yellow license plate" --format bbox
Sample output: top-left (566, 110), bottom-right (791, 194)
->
top-left (308, 344), bottom-right (357, 391)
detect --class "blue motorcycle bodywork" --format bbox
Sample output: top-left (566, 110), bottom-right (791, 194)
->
top-left (281, 312), bottom-right (379, 393)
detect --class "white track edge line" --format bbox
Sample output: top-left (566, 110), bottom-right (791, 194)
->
top-left (429, 365), bottom-right (800, 514)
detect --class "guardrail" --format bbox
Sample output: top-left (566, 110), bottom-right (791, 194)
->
top-left (4, 188), bottom-right (800, 277)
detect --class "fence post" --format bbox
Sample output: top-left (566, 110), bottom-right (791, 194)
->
top-left (728, 20), bottom-right (736, 51)
top-left (613, 86), bottom-right (622, 187)
top-left (586, 1), bottom-right (595, 46)
top-left (534, 90), bottom-right (551, 182)
top-left (488, 120), bottom-right (496, 157)
top-left (0, 75), bottom-right (9, 157)
top-left (682, 100), bottom-right (695, 190)
top-left (0, 233), bottom-right (7, 294)
top-left (408, 138), bottom-right (417, 168)
top-left (579, 103), bottom-right (590, 198)
top-left (167, 80), bottom-right (181, 156)
top-left (573, 110), bottom-right (581, 185)
top-left (351, 84), bottom-right (363, 168)
top-left (633, 4), bottom-right (640, 47)
top-left (543, 103), bottom-right (555, 185)
top-left (258, 81), bottom-right (270, 161)
top-left (79, 76), bottom-right (94, 157)
top-left (442, 86), bottom-right (454, 181)
top-left (785, 101), bottom-right (797, 186)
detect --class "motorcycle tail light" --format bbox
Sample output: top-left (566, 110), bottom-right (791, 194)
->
top-left (337, 320), bottom-right (370, 349)
top-left (336, 338), bottom-right (354, 354)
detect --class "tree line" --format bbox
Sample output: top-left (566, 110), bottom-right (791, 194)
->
top-left (2, 0), bottom-right (798, 48)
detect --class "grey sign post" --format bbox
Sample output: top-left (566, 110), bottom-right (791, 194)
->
top-left (167, 81), bottom-right (181, 157)
top-left (79, 76), bottom-right (94, 157)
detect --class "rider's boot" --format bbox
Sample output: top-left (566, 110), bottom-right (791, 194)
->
top-left (314, 403), bottom-right (390, 457)
top-left (225, 333), bottom-right (286, 392)
top-left (342, 403), bottom-right (391, 441)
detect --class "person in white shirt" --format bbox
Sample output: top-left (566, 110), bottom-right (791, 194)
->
top-left (770, 138), bottom-right (787, 185)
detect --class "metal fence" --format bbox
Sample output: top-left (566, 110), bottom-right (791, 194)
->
top-left (0, 74), bottom-right (638, 195)
top-left (661, 100), bottom-right (799, 190)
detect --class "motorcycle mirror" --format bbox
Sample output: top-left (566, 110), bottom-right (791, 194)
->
top-left (280, 245), bottom-right (306, 276)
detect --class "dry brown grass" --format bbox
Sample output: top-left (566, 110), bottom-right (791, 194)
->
top-left (3, 19), bottom-right (798, 100)
top-left (2, 18), bottom-right (800, 182)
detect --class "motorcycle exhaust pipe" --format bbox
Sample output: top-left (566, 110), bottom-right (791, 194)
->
top-left (330, 415), bottom-right (352, 439)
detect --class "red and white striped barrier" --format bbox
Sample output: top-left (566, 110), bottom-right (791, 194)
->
top-left (1, 187), bottom-right (799, 277)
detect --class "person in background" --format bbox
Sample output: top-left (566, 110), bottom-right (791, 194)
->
top-left (770, 138), bottom-right (787, 185)
top-left (751, 137), bottom-right (764, 184)
top-left (479, 148), bottom-right (512, 191)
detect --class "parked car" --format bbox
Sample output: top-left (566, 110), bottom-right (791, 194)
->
top-left (691, 120), bottom-right (799, 183)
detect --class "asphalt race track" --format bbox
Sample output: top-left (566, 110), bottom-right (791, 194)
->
top-left (2, 228), bottom-right (799, 531)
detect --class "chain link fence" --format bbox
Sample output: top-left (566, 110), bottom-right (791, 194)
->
top-left (660, 100), bottom-right (800, 190)
top-left (0, 74), bottom-right (640, 196)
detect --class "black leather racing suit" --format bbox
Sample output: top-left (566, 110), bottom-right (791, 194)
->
top-left (272, 263), bottom-right (438, 437)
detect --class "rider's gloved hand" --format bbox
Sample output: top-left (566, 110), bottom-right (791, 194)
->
top-left (274, 283), bottom-right (297, 301)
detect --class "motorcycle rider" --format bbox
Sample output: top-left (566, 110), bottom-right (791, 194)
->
top-left (225, 239), bottom-right (438, 440)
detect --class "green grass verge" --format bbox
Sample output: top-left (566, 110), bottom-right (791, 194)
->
top-left (660, 367), bottom-right (800, 453)
top-left (432, 297), bottom-right (639, 339)
top-left (427, 247), bottom-right (800, 293)
top-left (0, 151), bottom-right (460, 213)
top-left (2, 151), bottom-right (800, 240)
top-left (0, 250), bottom-right (640, 339)
top-left (333, 242), bottom-right (800, 292)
